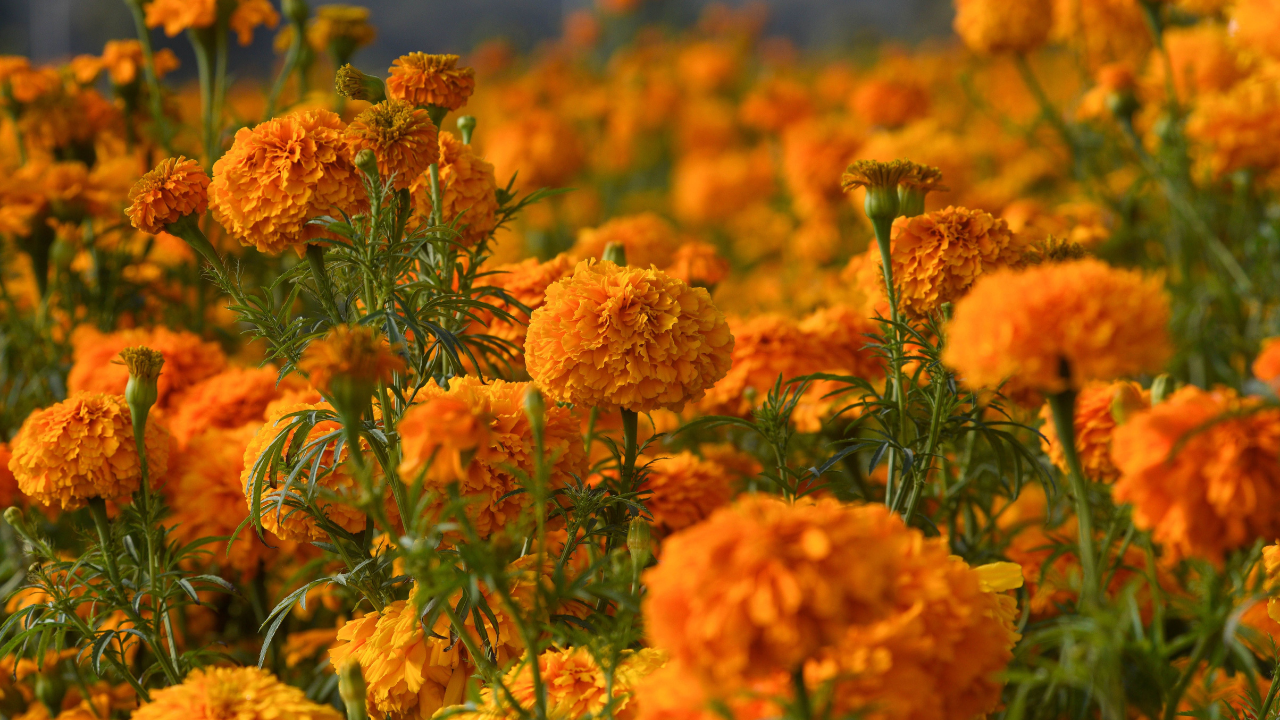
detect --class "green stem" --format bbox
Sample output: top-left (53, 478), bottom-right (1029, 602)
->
top-left (428, 163), bottom-right (442, 227)
top-left (584, 407), bottom-right (599, 454)
top-left (1046, 389), bottom-right (1098, 606)
top-left (901, 369), bottom-right (949, 523)
top-left (189, 27), bottom-right (216, 167)
top-left (1163, 634), bottom-right (1213, 720)
top-left (86, 498), bottom-right (121, 589)
top-left (124, 0), bottom-right (174, 153)
top-left (1014, 54), bottom-right (1077, 167)
top-left (791, 667), bottom-right (811, 720)
top-left (619, 409), bottom-right (639, 494)
top-left (305, 243), bottom-right (343, 322)
top-left (210, 15), bottom-right (228, 162)
top-left (265, 19), bottom-right (306, 121)
top-left (871, 214), bottom-right (911, 511)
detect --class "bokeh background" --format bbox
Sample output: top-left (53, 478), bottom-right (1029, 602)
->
top-left (3, 0), bottom-right (954, 73)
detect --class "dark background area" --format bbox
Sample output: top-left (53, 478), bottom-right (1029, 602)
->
top-left (3, 0), bottom-right (954, 77)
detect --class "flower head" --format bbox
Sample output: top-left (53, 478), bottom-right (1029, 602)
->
top-left (344, 100), bottom-right (439, 189)
top-left (1230, 0), bottom-right (1280, 62)
top-left (1255, 337), bottom-right (1280, 391)
top-left (397, 395), bottom-right (489, 486)
top-left (132, 666), bottom-right (340, 720)
top-left (889, 206), bottom-right (1027, 317)
top-left (942, 259), bottom-right (1171, 394)
top-left (68, 326), bottom-right (226, 410)
top-left (526, 259), bottom-right (734, 413)
top-left (781, 118), bottom-right (865, 218)
top-left (638, 450), bottom-right (735, 536)
top-left (100, 40), bottom-right (179, 85)
top-left (485, 109), bottom-right (586, 191)
top-left (8, 393), bottom-right (170, 509)
top-left (240, 401), bottom-right (366, 541)
top-left (1038, 380), bottom-right (1148, 482)
top-left (308, 5), bottom-right (377, 57)
top-left (954, 0), bottom-right (1054, 55)
top-left (664, 242), bottom-right (730, 288)
top-left (411, 132), bottom-right (498, 247)
top-left (572, 213), bottom-right (683, 270)
top-left (125, 157), bottom-right (209, 235)
top-left (386, 53), bottom-right (476, 110)
top-left (116, 346), bottom-right (166, 414)
top-left (145, 0), bottom-right (278, 45)
top-left (1186, 65), bottom-right (1280, 178)
top-left (1112, 385), bottom-right (1280, 563)
top-left (298, 325), bottom-right (406, 402)
top-left (473, 253), bottom-right (575, 366)
top-left (165, 365), bottom-right (306, 449)
top-left (839, 158), bottom-right (913, 194)
top-left (210, 109), bottom-right (364, 255)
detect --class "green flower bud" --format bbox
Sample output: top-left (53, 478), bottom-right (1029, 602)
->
top-left (115, 346), bottom-right (164, 418)
top-left (335, 64), bottom-right (386, 103)
top-left (602, 242), bottom-right (627, 266)
top-left (353, 148), bottom-right (379, 179)
top-left (337, 661), bottom-right (368, 720)
top-left (456, 115), bottom-right (476, 144)
top-left (627, 516), bottom-right (652, 571)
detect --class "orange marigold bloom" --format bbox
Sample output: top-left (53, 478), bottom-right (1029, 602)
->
top-left (475, 253), bottom-right (575, 363)
top-left (100, 40), bottom-right (180, 85)
top-left (397, 395), bottom-right (489, 486)
top-left (8, 393), bottom-right (170, 509)
top-left (413, 377), bottom-right (585, 536)
top-left (1051, 0), bottom-right (1152, 69)
top-left (1230, 0), bottom-right (1280, 62)
top-left (639, 451), bottom-right (736, 536)
top-left (166, 365), bottom-right (305, 450)
top-left (298, 325), bottom-right (406, 397)
top-left (386, 53), bottom-right (476, 110)
top-left (1255, 337), bottom-right (1280, 390)
top-left (571, 213), bottom-right (682, 270)
top-left (942, 259), bottom-right (1171, 394)
top-left (210, 109), bottom-right (364, 255)
top-left (1186, 65), bottom-right (1280, 178)
top-left (145, 0), bottom-right (278, 45)
top-left (485, 109), bottom-right (586, 191)
top-left (1039, 380), bottom-right (1149, 483)
top-left (850, 78), bottom-right (931, 129)
top-left (1153, 25), bottom-right (1245, 101)
top-left (133, 666), bottom-right (339, 720)
top-left (67, 326), bottom-right (227, 410)
top-left (240, 402), bottom-right (366, 542)
top-left (632, 662), bottom-right (784, 720)
top-left (1112, 385), bottom-right (1280, 563)
top-left (663, 241), bottom-right (729, 288)
top-left (954, 0), bottom-right (1054, 54)
top-left (889, 206), bottom-right (1027, 318)
top-left (526, 259), bottom-right (734, 413)
top-left (739, 77), bottom-right (814, 134)
top-left (126, 157), bottom-right (209, 235)
top-left (344, 100), bottom-right (439, 189)
top-left (411, 132), bottom-right (498, 247)
top-left (168, 424), bottom-right (293, 578)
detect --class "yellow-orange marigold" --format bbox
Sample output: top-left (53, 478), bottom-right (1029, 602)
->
top-left (126, 157), bottom-right (209, 235)
top-left (474, 253), bottom-right (575, 363)
top-left (240, 402), bottom-right (366, 542)
top-left (526, 259), bottom-right (734, 413)
top-left (411, 132), bottom-right (498, 247)
top-left (413, 377), bottom-right (585, 536)
top-left (298, 325), bottom-right (406, 397)
top-left (67, 326), bottom-right (227, 409)
top-left (145, 0), bottom-right (279, 45)
top-left (1112, 385), bottom-right (1280, 563)
top-left (943, 259), bottom-right (1171, 393)
top-left (397, 395), bottom-right (489, 486)
top-left (1230, 0), bottom-right (1280, 62)
top-left (344, 100), bottom-right (439, 189)
top-left (1255, 337), bottom-right (1280, 390)
top-left (954, 0), bottom-right (1054, 54)
top-left (210, 109), bottom-right (364, 255)
top-left (1038, 380), bottom-right (1148, 483)
top-left (639, 450), bottom-right (736, 536)
top-left (132, 666), bottom-right (339, 720)
top-left (485, 109), bottom-right (586, 191)
top-left (781, 118), bottom-right (865, 218)
top-left (663, 241), bottom-right (729, 288)
top-left (889, 206), bottom-right (1027, 318)
top-left (307, 5), bottom-right (377, 53)
top-left (100, 40), bottom-right (180, 85)
top-left (571, 213), bottom-right (682, 270)
top-left (386, 53), bottom-right (476, 110)
top-left (165, 365), bottom-right (305, 449)
top-left (1186, 65), bottom-right (1280, 178)
top-left (673, 149), bottom-right (775, 226)
top-left (8, 393), bottom-right (169, 509)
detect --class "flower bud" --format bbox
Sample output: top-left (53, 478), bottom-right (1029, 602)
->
top-left (1150, 374), bottom-right (1175, 405)
top-left (1110, 383), bottom-right (1147, 425)
top-left (456, 115), bottom-right (476, 144)
top-left (282, 0), bottom-right (310, 26)
top-left (627, 516), bottom-right (652, 571)
top-left (335, 64), bottom-right (386, 103)
top-left (115, 346), bottom-right (164, 419)
top-left (353, 148), bottom-right (379, 179)
top-left (337, 661), bottom-right (368, 720)
top-left (523, 386), bottom-right (546, 447)
top-left (602, 242), bottom-right (628, 266)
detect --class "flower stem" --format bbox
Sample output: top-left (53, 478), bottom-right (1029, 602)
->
top-left (305, 243), bottom-right (344, 322)
top-left (265, 18), bottom-right (306, 121)
top-left (871, 214), bottom-right (911, 512)
top-left (620, 409), bottom-right (639, 494)
top-left (124, 0), bottom-right (174, 154)
top-left (86, 497), bottom-right (121, 588)
top-left (1046, 388), bottom-right (1098, 606)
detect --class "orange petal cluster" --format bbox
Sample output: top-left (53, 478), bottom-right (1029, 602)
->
top-left (571, 213), bottom-right (682, 270)
top-left (1038, 380), bottom-right (1149, 483)
top-left (132, 667), bottom-right (339, 720)
top-left (67, 325), bottom-right (227, 410)
top-left (126, 157), bottom-right (209, 235)
top-left (344, 100), bottom-right (439, 189)
top-left (954, 0), bottom-right (1054, 55)
top-left (410, 131), bottom-right (498, 247)
top-left (386, 53), bottom-right (476, 110)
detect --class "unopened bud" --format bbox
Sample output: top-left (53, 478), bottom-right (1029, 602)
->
top-left (282, 0), bottom-right (310, 26)
top-left (1109, 383), bottom-right (1147, 425)
top-left (115, 346), bottom-right (164, 417)
top-left (335, 64), bottom-right (386, 103)
top-left (602, 242), bottom-right (627, 266)
top-left (627, 516), bottom-right (652, 571)
top-left (337, 661), bottom-right (368, 720)
top-left (353, 148), bottom-right (379, 179)
top-left (524, 387), bottom-right (546, 447)
top-left (456, 115), bottom-right (476, 144)
top-left (1150, 374), bottom-right (1175, 405)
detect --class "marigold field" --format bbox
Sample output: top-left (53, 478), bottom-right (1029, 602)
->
top-left (3, 0), bottom-right (1280, 718)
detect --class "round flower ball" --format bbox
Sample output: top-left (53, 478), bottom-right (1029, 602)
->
top-left (132, 666), bottom-right (340, 720)
top-left (386, 52), bottom-right (475, 110)
top-left (125, 156), bottom-right (208, 234)
top-left (942, 258), bottom-right (1171, 394)
top-left (637, 450), bottom-right (736, 537)
top-left (954, 0), bottom-right (1054, 55)
top-left (240, 401), bottom-right (366, 542)
top-left (410, 131), bottom-right (498, 247)
top-left (210, 108), bottom-right (364, 255)
top-left (526, 259), bottom-right (734, 413)
top-left (8, 393), bottom-right (170, 509)
top-left (67, 325), bottom-right (227, 410)
top-left (890, 206), bottom-right (1027, 318)
top-left (1038, 380), bottom-right (1148, 483)
top-left (343, 99), bottom-right (439, 190)
top-left (1112, 385), bottom-right (1280, 563)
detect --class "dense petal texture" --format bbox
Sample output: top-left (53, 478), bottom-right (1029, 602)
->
top-left (132, 666), bottom-right (340, 720)
top-left (386, 53), bottom-right (476, 110)
top-left (126, 157), bottom-right (209, 234)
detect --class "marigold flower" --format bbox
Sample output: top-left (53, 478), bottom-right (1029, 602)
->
top-left (168, 424), bottom-right (293, 577)
top-left (639, 451), bottom-right (735, 536)
top-left (571, 213), bottom-right (682, 270)
top-left (240, 402), bottom-right (366, 542)
top-left (411, 132), bottom-right (499, 247)
top-left (1154, 25), bottom-right (1245, 101)
top-left (663, 241), bottom-right (729, 288)
top-left (67, 326), bottom-right (226, 410)
top-left (308, 5), bottom-right (377, 55)
top-left (100, 40), bottom-right (180, 86)
top-left (386, 53), bottom-right (476, 110)
top-left (851, 78), bottom-right (931, 129)
top-left (413, 377), bottom-right (585, 536)
top-left (126, 157), bottom-right (209, 235)
top-left (1051, 0), bottom-right (1151, 69)
top-left (1255, 337), bottom-right (1280, 391)
top-left (1230, 0), bottom-right (1280, 62)
top-left (298, 325), bottom-right (406, 399)
top-left (210, 109), bottom-right (364, 255)
top-left (8, 393), bottom-right (170, 509)
top-left (133, 666), bottom-right (339, 720)
top-left (889, 206), bottom-right (1027, 318)
top-left (738, 77), bottom-right (814, 134)
top-left (954, 0), bottom-right (1054, 55)
top-left (344, 100), bottom-right (439, 189)
top-left (473, 253), bottom-right (575, 364)
top-left (526, 259), bottom-right (734, 413)
top-left (1112, 385), bottom-right (1280, 563)
top-left (166, 365), bottom-right (306, 450)
top-left (1037, 380), bottom-right (1148, 483)
top-left (486, 109), bottom-right (586, 191)
top-left (145, 0), bottom-right (279, 45)
top-left (397, 395), bottom-right (489, 486)
top-left (942, 259), bottom-right (1171, 394)
top-left (1186, 65), bottom-right (1280, 178)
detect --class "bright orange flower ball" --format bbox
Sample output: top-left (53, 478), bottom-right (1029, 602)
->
top-left (386, 53), bottom-right (476, 110)
top-left (344, 100), bottom-right (439, 190)
top-left (410, 131), bottom-right (498, 247)
top-left (1038, 380), bottom-right (1149, 483)
top-left (132, 666), bottom-right (339, 720)
top-left (67, 325), bottom-right (227, 410)
top-left (954, 0), bottom-right (1054, 54)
